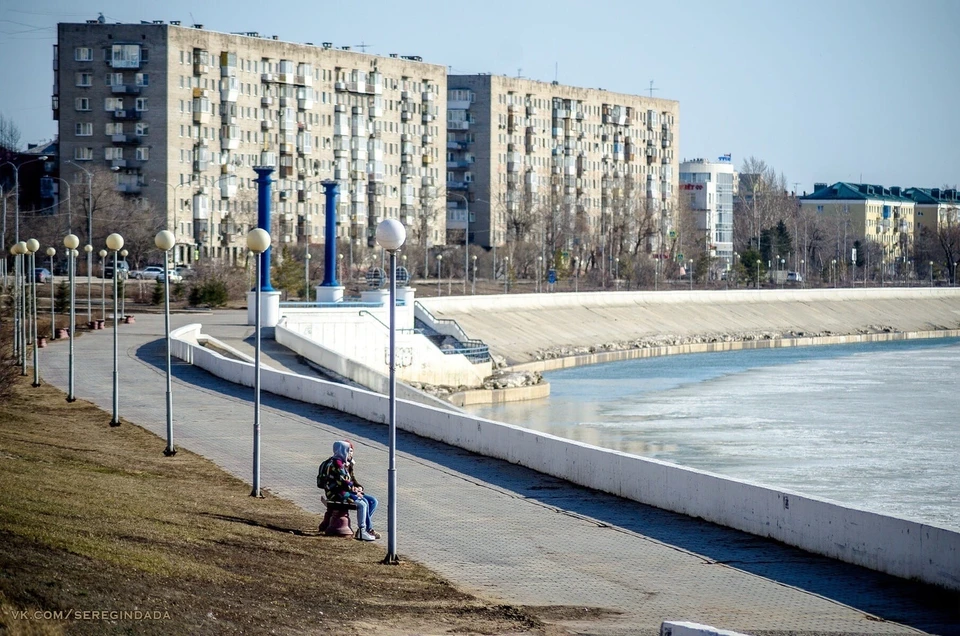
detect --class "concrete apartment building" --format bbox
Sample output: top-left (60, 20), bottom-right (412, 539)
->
top-left (799, 182), bottom-right (916, 266)
top-left (55, 18), bottom-right (446, 265)
top-left (903, 187), bottom-right (960, 239)
top-left (445, 74), bottom-right (679, 265)
top-left (678, 155), bottom-right (735, 266)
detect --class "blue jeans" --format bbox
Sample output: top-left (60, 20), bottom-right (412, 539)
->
top-left (360, 494), bottom-right (378, 531)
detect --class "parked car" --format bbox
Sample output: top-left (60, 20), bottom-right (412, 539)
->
top-left (786, 271), bottom-right (803, 283)
top-left (103, 260), bottom-right (130, 280)
top-left (131, 265), bottom-right (167, 280)
top-left (156, 269), bottom-right (183, 283)
top-left (34, 268), bottom-right (52, 283)
top-left (175, 266), bottom-right (196, 279)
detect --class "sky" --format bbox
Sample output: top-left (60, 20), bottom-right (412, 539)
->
top-left (1, 0), bottom-right (958, 193)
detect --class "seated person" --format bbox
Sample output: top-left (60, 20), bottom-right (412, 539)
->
top-left (345, 440), bottom-right (379, 539)
top-left (317, 441), bottom-right (376, 541)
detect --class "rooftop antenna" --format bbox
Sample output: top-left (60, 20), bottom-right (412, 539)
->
top-left (793, 182), bottom-right (800, 195)
top-left (353, 42), bottom-right (371, 53)
top-left (554, 62), bottom-right (558, 83)
top-left (648, 80), bottom-right (659, 98)
top-left (517, 68), bottom-right (522, 78)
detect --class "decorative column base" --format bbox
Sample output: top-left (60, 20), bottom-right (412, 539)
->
top-left (360, 289), bottom-right (389, 304)
top-left (315, 285), bottom-right (344, 303)
top-left (247, 290), bottom-right (282, 327)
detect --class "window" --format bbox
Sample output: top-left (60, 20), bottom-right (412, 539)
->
top-left (74, 47), bottom-right (93, 61)
top-left (135, 73), bottom-right (149, 86)
top-left (105, 97), bottom-right (123, 111)
top-left (105, 72), bottom-right (123, 86)
top-left (73, 147), bottom-right (93, 161)
top-left (135, 122), bottom-right (149, 136)
top-left (75, 122), bottom-right (93, 136)
top-left (110, 44), bottom-right (141, 68)
top-left (76, 72), bottom-right (92, 87)
top-left (75, 97), bottom-right (90, 111)
top-left (105, 147), bottom-right (123, 160)
top-left (135, 147), bottom-right (149, 161)
top-left (106, 122), bottom-right (123, 135)
top-left (135, 97), bottom-right (148, 112)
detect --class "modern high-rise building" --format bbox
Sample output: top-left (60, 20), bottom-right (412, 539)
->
top-left (679, 155), bottom-right (735, 265)
top-left (445, 75), bottom-right (679, 267)
top-left (54, 18), bottom-right (446, 265)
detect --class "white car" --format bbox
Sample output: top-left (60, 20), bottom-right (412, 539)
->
top-left (132, 266), bottom-right (167, 280)
top-left (157, 269), bottom-right (183, 283)
top-left (786, 271), bottom-right (803, 282)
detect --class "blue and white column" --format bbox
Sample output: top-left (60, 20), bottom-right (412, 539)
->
top-left (247, 166), bottom-right (283, 326)
top-left (315, 180), bottom-right (344, 303)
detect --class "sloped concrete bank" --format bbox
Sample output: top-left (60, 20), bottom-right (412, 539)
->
top-left (419, 287), bottom-right (960, 365)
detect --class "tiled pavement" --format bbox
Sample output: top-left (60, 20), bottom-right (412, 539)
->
top-left (33, 310), bottom-right (959, 636)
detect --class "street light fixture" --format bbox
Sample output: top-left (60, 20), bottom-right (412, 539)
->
top-left (246, 228), bottom-right (271, 498)
top-left (756, 260), bottom-right (761, 290)
top-left (15, 241), bottom-right (28, 376)
top-left (106, 232), bottom-right (124, 426)
top-left (800, 259), bottom-right (805, 289)
top-left (155, 230), bottom-right (177, 457)
top-left (929, 261), bottom-right (934, 287)
top-left (471, 254), bottom-right (477, 295)
top-left (46, 247), bottom-right (56, 339)
top-left (831, 259), bottom-right (837, 288)
top-left (688, 259), bottom-right (693, 291)
top-left (537, 255), bottom-right (543, 293)
top-left (83, 244), bottom-right (93, 317)
top-left (119, 249), bottom-right (128, 319)
top-left (63, 233), bottom-right (80, 402)
top-left (614, 256), bottom-right (619, 291)
top-left (435, 253), bottom-right (442, 296)
top-left (2, 155), bottom-right (49, 248)
top-left (504, 256), bottom-right (510, 293)
top-left (26, 238), bottom-right (40, 387)
top-left (375, 218), bottom-right (405, 565)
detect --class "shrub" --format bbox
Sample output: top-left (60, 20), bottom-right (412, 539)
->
top-left (151, 281), bottom-right (163, 306)
top-left (188, 279), bottom-right (229, 307)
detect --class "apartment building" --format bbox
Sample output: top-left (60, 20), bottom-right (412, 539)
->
top-left (903, 187), bottom-right (960, 239)
top-left (55, 19), bottom-right (446, 265)
top-left (799, 182), bottom-right (915, 263)
top-left (679, 155), bottom-right (735, 265)
top-left (445, 75), bottom-right (679, 261)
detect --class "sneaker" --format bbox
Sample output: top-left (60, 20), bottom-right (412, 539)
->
top-left (367, 529), bottom-right (381, 539)
top-left (356, 529), bottom-right (377, 541)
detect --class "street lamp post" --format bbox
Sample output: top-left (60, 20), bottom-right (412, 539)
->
top-left (471, 254), bottom-right (477, 295)
top-left (537, 255), bottom-right (543, 293)
top-left (99, 249), bottom-right (107, 320)
top-left (375, 219), bottom-right (406, 565)
top-left (106, 233), bottom-right (124, 426)
top-left (504, 256), bottom-right (510, 293)
top-left (64, 234), bottom-right (79, 402)
top-left (436, 254), bottom-right (442, 296)
top-left (304, 251), bottom-right (311, 301)
top-left (779, 258), bottom-right (786, 289)
top-left (26, 238), bottom-right (40, 387)
top-left (246, 228), bottom-right (271, 498)
top-left (929, 261), bottom-right (934, 286)
top-left (65, 160), bottom-right (96, 322)
top-left (10, 242), bottom-right (22, 367)
top-left (756, 260), bottom-right (761, 290)
top-left (155, 230), bottom-right (177, 456)
top-left (83, 244), bottom-right (92, 316)
top-left (800, 259), bottom-right (805, 289)
top-left (46, 247), bottom-right (56, 339)
top-left (954, 262), bottom-right (958, 287)
top-left (831, 259), bottom-right (837, 288)
top-left (119, 249), bottom-right (128, 318)
top-left (16, 241), bottom-right (28, 376)
top-left (614, 257), bottom-right (619, 291)
top-left (688, 259), bottom-right (693, 290)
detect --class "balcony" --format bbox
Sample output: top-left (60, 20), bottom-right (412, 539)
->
top-left (261, 120), bottom-right (274, 131)
top-left (446, 160), bottom-right (471, 170)
top-left (111, 133), bottom-right (141, 145)
top-left (447, 120), bottom-right (470, 131)
top-left (112, 109), bottom-right (141, 121)
top-left (111, 84), bottom-right (140, 95)
top-left (447, 180), bottom-right (469, 191)
top-left (261, 73), bottom-right (275, 83)
top-left (261, 96), bottom-right (274, 107)
top-left (193, 110), bottom-right (210, 124)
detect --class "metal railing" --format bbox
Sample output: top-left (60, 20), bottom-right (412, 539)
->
top-left (357, 310), bottom-right (422, 335)
top-left (279, 299), bottom-right (406, 309)
top-left (414, 301), bottom-right (490, 363)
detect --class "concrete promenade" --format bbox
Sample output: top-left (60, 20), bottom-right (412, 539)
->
top-left (37, 310), bottom-right (959, 635)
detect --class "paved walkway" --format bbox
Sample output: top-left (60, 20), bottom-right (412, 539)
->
top-left (35, 310), bottom-right (959, 636)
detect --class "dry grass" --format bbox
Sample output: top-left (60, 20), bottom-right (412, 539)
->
top-left (0, 376), bottom-right (566, 636)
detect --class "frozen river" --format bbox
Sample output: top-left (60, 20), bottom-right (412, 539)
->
top-left (464, 338), bottom-right (960, 530)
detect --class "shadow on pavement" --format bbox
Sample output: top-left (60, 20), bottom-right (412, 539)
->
top-left (135, 339), bottom-right (960, 636)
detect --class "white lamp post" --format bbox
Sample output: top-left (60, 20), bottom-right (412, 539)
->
top-left (246, 228), bottom-right (271, 497)
top-left (26, 238), bottom-right (40, 387)
top-left (65, 159), bottom-right (94, 321)
top-left (504, 256), bottom-right (510, 293)
top-left (537, 255), bottom-right (543, 293)
top-left (10, 242), bottom-right (22, 367)
top-left (15, 241), bottom-right (28, 375)
top-left (929, 261), bottom-right (934, 286)
top-left (155, 230), bottom-right (177, 456)
top-left (119, 249), bottom-right (128, 319)
top-left (375, 218), bottom-right (406, 565)
top-left (688, 259), bottom-right (694, 291)
top-left (64, 233), bottom-right (80, 402)
top-left (756, 260), bottom-right (761, 290)
top-left (436, 254), bottom-right (442, 296)
top-left (800, 259), bottom-right (805, 289)
top-left (304, 251), bottom-right (311, 302)
top-left (106, 233), bottom-right (124, 426)
top-left (46, 247), bottom-right (56, 339)
top-left (614, 256), bottom-right (619, 291)
top-left (98, 249), bottom-right (107, 321)
top-left (83, 244), bottom-right (92, 318)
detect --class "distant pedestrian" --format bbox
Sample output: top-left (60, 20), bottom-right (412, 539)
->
top-left (317, 441), bottom-right (377, 541)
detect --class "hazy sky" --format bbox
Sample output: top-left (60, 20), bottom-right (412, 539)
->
top-left (1, 0), bottom-right (957, 192)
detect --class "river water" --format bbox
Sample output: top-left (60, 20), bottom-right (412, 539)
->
top-left (464, 338), bottom-right (960, 530)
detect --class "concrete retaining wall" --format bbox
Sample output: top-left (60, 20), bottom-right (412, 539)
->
top-left (448, 382), bottom-right (551, 407)
top-left (170, 323), bottom-right (960, 591)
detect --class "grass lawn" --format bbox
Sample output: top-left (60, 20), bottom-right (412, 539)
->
top-left (0, 376), bottom-right (567, 635)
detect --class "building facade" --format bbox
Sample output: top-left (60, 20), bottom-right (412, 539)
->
top-left (55, 19), bottom-right (446, 265)
top-left (445, 74), bottom-right (679, 266)
top-left (903, 187), bottom-right (960, 239)
top-left (678, 156), bottom-right (735, 265)
top-left (799, 182), bottom-right (915, 266)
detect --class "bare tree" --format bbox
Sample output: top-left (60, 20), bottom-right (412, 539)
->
top-left (0, 114), bottom-right (22, 151)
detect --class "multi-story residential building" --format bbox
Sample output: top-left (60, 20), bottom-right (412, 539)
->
top-left (799, 182), bottom-right (915, 265)
top-left (55, 19), bottom-right (446, 265)
top-left (903, 187), bottom-right (960, 239)
top-left (678, 155), bottom-right (735, 265)
top-left (445, 74), bottom-right (679, 267)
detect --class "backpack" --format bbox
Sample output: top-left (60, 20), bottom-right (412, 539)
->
top-left (317, 457), bottom-right (334, 490)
